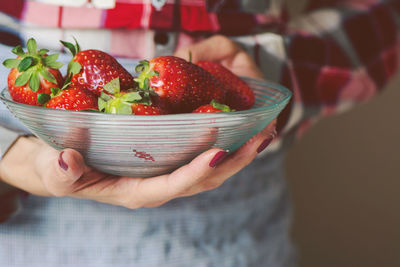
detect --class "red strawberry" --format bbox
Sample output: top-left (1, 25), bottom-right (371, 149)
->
top-left (46, 87), bottom-right (98, 111)
top-left (196, 61), bottom-right (255, 110)
top-left (61, 39), bottom-right (135, 96)
top-left (131, 103), bottom-right (166, 115)
top-left (3, 38), bottom-right (64, 106)
top-left (193, 100), bottom-right (233, 113)
top-left (134, 56), bottom-right (225, 113)
top-left (98, 78), bottom-right (167, 115)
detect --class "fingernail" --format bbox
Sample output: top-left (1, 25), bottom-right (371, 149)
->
top-left (58, 151), bottom-right (68, 171)
top-left (257, 138), bottom-right (273, 153)
top-left (209, 151), bottom-right (228, 168)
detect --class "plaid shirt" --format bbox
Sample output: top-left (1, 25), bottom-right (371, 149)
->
top-left (0, 0), bottom-right (399, 151)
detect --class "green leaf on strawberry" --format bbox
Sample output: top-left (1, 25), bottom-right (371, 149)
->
top-left (39, 68), bottom-right (57, 84)
top-left (121, 92), bottom-right (142, 103)
top-left (60, 40), bottom-right (76, 56)
top-left (98, 97), bottom-right (107, 112)
top-left (2, 58), bottom-right (21, 69)
top-left (37, 93), bottom-right (51, 105)
top-left (38, 48), bottom-right (49, 56)
top-left (60, 38), bottom-right (82, 86)
top-left (11, 45), bottom-right (24, 57)
top-left (14, 68), bottom-right (33, 87)
top-left (105, 99), bottom-right (133, 115)
top-left (100, 91), bottom-right (112, 101)
top-left (98, 78), bottom-right (157, 115)
top-left (104, 77), bottom-right (121, 95)
top-left (210, 99), bottom-right (233, 112)
top-left (73, 37), bottom-right (81, 53)
top-left (43, 54), bottom-right (59, 65)
top-left (18, 57), bottom-right (33, 72)
top-left (29, 71), bottom-right (40, 92)
top-left (46, 61), bottom-right (64, 69)
top-left (134, 60), bottom-right (159, 89)
top-left (27, 38), bottom-right (37, 55)
top-left (50, 87), bottom-right (60, 96)
top-left (60, 38), bottom-right (81, 56)
top-left (68, 61), bottom-right (82, 75)
top-left (193, 100), bottom-right (234, 113)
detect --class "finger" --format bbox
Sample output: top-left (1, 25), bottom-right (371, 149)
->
top-left (212, 120), bottom-right (276, 179)
top-left (38, 148), bottom-right (85, 196)
top-left (174, 36), bottom-right (264, 79)
top-left (227, 51), bottom-right (264, 79)
top-left (71, 148), bottom-right (228, 209)
top-left (174, 35), bottom-right (241, 63)
top-left (190, 120), bottom-right (277, 193)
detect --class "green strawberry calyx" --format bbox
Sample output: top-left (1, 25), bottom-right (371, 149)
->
top-left (60, 38), bottom-right (82, 90)
top-left (36, 87), bottom-right (64, 106)
top-left (210, 99), bottom-right (234, 112)
top-left (133, 60), bottom-right (159, 98)
top-left (2, 38), bottom-right (64, 93)
top-left (98, 78), bottom-right (151, 115)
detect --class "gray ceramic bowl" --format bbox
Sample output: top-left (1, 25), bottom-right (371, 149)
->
top-left (0, 77), bottom-right (291, 177)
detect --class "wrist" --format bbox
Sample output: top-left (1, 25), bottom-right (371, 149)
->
top-left (0, 136), bottom-right (39, 188)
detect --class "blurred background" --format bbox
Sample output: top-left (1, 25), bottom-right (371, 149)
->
top-left (285, 66), bottom-right (400, 266)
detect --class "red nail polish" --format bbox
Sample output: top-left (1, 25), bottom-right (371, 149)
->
top-left (209, 151), bottom-right (228, 168)
top-left (257, 138), bottom-right (272, 153)
top-left (58, 151), bottom-right (68, 171)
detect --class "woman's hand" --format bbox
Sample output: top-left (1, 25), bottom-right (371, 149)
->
top-left (0, 118), bottom-right (275, 209)
top-left (0, 35), bottom-right (275, 209)
top-left (174, 35), bottom-right (264, 79)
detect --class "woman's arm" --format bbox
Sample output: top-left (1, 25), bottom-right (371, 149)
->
top-left (233, 0), bottom-right (399, 139)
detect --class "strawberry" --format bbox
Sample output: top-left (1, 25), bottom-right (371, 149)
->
top-left (98, 78), bottom-right (167, 115)
top-left (46, 87), bottom-right (98, 111)
top-left (60, 39), bottom-right (135, 96)
top-left (193, 100), bottom-right (233, 113)
top-left (2, 38), bottom-right (64, 106)
top-left (130, 103), bottom-right (166, 115)
top-left (196, 61), bottom-right (255, 111)
top-left (134, 56), bottom-right (225, 113)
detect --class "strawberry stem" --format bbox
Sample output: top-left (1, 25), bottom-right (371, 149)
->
top-left (188, 51), bottom-right (192, 63)
top-left (60, 38), bottom-right (83, 90)
top-left (134, 60), bottom-right (159, 90)
top-left (99, 79), bottom-right (147, 115)
top-left (210, 99), bottom-right (234, 112)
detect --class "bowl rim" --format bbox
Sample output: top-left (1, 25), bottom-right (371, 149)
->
top-left (0, 77), bottom-right (292, 120)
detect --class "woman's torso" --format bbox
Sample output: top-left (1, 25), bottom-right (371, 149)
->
top-left (0, 149), bottom-right (295, 267)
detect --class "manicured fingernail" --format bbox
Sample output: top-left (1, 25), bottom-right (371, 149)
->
top-left (209, 151), bottom-right (228, 168)
top-left (257, 138), bottom-right (273, 153)
top-left (58, 151), bottom-right (68, 171)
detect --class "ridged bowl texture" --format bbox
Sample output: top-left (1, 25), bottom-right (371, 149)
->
top-left (1, 77), bottom-right (291, 177)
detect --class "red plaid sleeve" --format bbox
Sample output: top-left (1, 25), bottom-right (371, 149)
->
top-left (267, 0), bottom-right (400, 139)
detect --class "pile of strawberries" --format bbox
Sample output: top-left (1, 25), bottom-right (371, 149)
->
top-left (3, 38), bottom-right (255, 115)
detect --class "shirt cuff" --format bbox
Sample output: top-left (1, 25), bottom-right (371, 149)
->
top-left (0, 127), bottom-right (20, 161)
